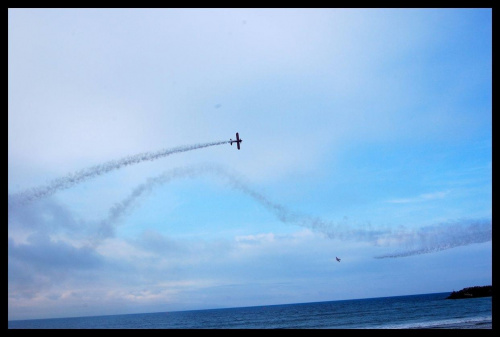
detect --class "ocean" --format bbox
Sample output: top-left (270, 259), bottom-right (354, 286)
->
top-left (8, 292), bottom-right (492, 329)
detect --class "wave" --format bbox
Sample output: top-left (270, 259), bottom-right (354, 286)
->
top-left (376, 316), bottom-right (492, 329)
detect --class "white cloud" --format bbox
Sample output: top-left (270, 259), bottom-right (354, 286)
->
top-left (387, 190), bottom-right (450, 204)
top-left (235, 232), bottom-right (275, 245)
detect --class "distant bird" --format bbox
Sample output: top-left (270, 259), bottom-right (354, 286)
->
top-left (336, 257), bottom-right (341, 262)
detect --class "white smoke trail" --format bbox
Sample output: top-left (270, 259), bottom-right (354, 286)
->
top-left (373, 219), bottom-right (492, 259)
top-left (90, 164), bottom-right (492, 257)
top-left (91, 164), bottom-right (387, 246)
top-left (8, 140), bottom-right (229, 206)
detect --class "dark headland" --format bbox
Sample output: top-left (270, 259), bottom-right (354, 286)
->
top-left (446, 285), bottom-right (492, 299)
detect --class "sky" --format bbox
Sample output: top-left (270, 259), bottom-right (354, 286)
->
top-left (8, 8), bottom-right (492, 321)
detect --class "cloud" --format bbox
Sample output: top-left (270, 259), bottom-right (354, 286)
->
top-left (235, 233), bottom-right (275, 245)
top-left (9, 234), bottom-right (102, 272)
top-left (387, 190), bottom-right (450, 204)
top-left (8, 163), bottom-right (491, 304)
top-left (8, 187), bottom-right (491, 320)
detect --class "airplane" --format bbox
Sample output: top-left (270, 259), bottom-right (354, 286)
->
top-left (336, 257), bottom-right (341, 262)
top-left (230, 132), bottom-right (242, 150)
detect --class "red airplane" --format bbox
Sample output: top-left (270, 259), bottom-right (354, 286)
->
top-left (230, 132), bottom-right (242, 150)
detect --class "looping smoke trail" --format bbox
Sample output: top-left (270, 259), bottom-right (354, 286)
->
top-left (8, 140), bottom-right (229, 206)
top-left (88, 164), bottom-right (388, 247)
top-left (90, 164), bottom-right (492, 258)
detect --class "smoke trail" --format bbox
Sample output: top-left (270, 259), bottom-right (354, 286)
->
top-left (90, 164), bottom-right (491, 258)
top-left (91, 166), bottom-right (204, 246)
top-left (8, 140), bottom-right (229, 206)
top-left (373, 219), bottom-right (492, 259)
top-left (90, 164), bottom-right (387, 246)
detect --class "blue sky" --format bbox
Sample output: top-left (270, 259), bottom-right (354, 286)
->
top-left (8, 8), bottom-right (491, 321)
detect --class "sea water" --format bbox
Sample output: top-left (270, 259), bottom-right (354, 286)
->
top-left (8, 292), bottom-right (492, 329)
